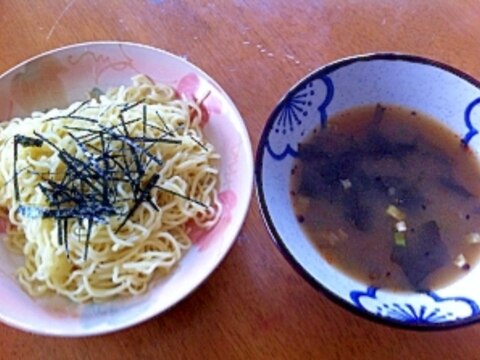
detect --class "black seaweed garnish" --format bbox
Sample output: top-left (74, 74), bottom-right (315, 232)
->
top-left (44, 99), bottom-right (99, 124)
top-left (57, 218), bottom-right (63, 246)
top-left (13, 135), bottom-right (43, 201)
top-left (115, 174), bottom-right (160, 233)
top-left (155, 110), bottom-right (176, 135)
top-left (155, 185), bottom-right (207, 208)
top-left (189, 135), bottom-right (208, 151)
top-left (14, 99), bottom-right (208, 260)
top-left (84, 218), bottom-right (93, 261)
top-left (438, 176), bottom-right (473, 198)
top-left (121, 99), bottom-right (144, 113)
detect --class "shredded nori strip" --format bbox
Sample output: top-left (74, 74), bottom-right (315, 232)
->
top-left (44, 114), bottom-right (99, 124)
top-left (143, 104), bottom-right (147, 138)
top-left (57, 218), bottom-right (63, 246)
top-left (115, 174), bottom-right (160, 233)
top-left (63, 219), bottom-right (68, 251)
top-left (189, 135), bottom-right (208, 151)
top-left (14, 135), bottom-right (43, 147)
top-left (121, 99), bottom-right (144, 113)
top-left (156, 111), bottom-right (173, 133)
top-left (155, 185), bottom-right (207, 208)
top-left (14, 99), bottom-right (208, 260)
top-left (84, 218), bottom-right (93, 261)
top-left (13, 135), bottom-right (44, 201)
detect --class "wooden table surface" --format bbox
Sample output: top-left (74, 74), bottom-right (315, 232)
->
top-left (2, 0), bottom-right (480, 359)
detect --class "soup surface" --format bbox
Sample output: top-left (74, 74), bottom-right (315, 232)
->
top-left (290, 104), bottom-right (480, 291)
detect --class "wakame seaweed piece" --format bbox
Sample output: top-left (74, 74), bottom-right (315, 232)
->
top-left (297, 162), bottom-right (342, 199)
top-left (348, 168), bottom-right (372, 193)
top-left (296, 150), bottom-right (362, 199)
top-left (335, 151), bottom-right (361, 179)
top-left (297, 142), bottom-right (331, 161)
top-left (391, 220), bottom-right (450, 289)
top-left (363, 132), bottom-right (416, 160)
top-left (341, 190), bottom-right (372, 231)
top-left (309, 150), bottom-right (361, 187)
top-left (374, 176), bottom-right (425, 210)
top-left (316, 160), bottom-right (343, 185)
top-left (438, 176), bottom-right (473, 198)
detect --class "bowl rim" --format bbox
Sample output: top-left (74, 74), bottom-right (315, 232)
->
top-left (255, 52), bottom-right (480, 331)
top-left (0, 41), bottom-right (254, 337)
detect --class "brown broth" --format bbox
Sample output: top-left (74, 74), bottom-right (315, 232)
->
top-left (290, 104), bottom-right (480, 291)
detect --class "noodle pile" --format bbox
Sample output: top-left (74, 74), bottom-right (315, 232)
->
top-left (0, 75), bottom-right (220, 303)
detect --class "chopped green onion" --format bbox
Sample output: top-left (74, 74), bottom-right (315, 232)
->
top-left (386, 205), bottom-right (406, 221)
top-left (394, 231), bottom-right (407, 247)
top-left (395, 221), bottom-right (407, 232)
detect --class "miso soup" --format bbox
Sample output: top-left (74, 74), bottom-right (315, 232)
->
top-left (290, 104), bottom-right (480, 291)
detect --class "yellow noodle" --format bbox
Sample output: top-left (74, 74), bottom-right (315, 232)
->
top-left (0, 75), bottom-right (220, 303)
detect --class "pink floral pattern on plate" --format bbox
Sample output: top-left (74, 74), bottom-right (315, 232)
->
top-left (188, 190), bottom-right (237, 250)
top-left (10, 56), bottom-right (68, 113)
top-left (66, 44), bottom-right (142, 85)
top-left (177, 73), bottom-right (223, 127)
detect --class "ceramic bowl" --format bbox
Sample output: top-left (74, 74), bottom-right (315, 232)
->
top-left (0, 42), bottom-right (253, 336)
top-left (256, 53), bottom-right (480, 329)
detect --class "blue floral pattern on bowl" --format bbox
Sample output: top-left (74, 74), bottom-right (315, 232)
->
top-left (350, 287), bottom-right (480, 324)
top-left (462, 97), bottom-right (480, 146)
top-left (256, 53), bottom-right (480, 329)
top-left (265, 74), bottom-right (334, 160)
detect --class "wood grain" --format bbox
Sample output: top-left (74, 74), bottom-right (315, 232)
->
top-left (1, 0), bottom-right (480, 359)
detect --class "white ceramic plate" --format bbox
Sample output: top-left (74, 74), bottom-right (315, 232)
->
top-left (0, 42), bottom-right (253, 336)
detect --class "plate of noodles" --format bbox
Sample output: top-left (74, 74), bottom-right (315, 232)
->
top-left (0, 42), bottom-right (253, 336)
